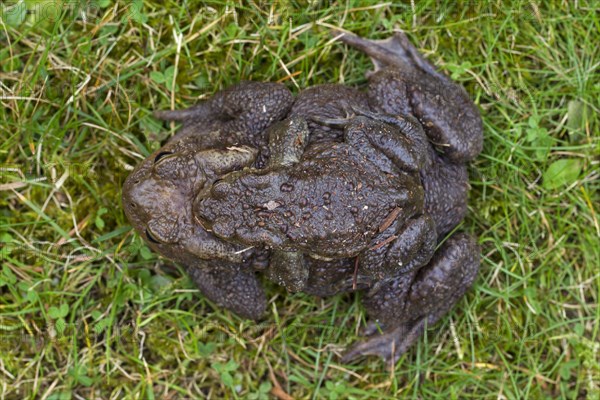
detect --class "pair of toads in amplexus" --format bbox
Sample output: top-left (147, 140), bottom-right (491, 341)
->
top-left (122, 30), bottom-right (484, 366)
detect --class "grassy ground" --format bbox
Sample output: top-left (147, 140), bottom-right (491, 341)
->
top-left (1, 0), bottom-right (598, 398)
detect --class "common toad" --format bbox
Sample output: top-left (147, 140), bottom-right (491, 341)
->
top-left (194, 111), bottom-right (436, 291)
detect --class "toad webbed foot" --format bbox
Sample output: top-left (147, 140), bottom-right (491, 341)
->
top-left (343, 232), bottom-right (480, 366)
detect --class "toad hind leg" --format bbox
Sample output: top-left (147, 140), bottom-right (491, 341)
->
top-left (335, 31), bottom-right (484, 163)
top-left (343, 232), bottom-right (480, 366)
top-left (361, 214), bottom-right (437, 281)
top-left (350, 108), bottom-right (430, 172)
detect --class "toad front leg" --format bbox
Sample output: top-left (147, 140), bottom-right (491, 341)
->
top-left (186, 260), bottom-right (266, 320)
top-left (345, 109), bottom-right (430, 174)
top-left (154, 81), bottom-right (294, 166)
top-left (343, 232), bottom-right (480, 366)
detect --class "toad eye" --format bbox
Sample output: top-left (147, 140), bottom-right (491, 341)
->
top-left (145, 228), bottom-right (162, 244)
top-left (154, 151), bottom-right (174, 164)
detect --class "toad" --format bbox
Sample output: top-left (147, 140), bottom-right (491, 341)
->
top-left (194, 111), bottom-right (436, 291)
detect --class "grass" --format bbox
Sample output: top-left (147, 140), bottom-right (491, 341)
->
top-left (0, 0), bottom-right (598, 398)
